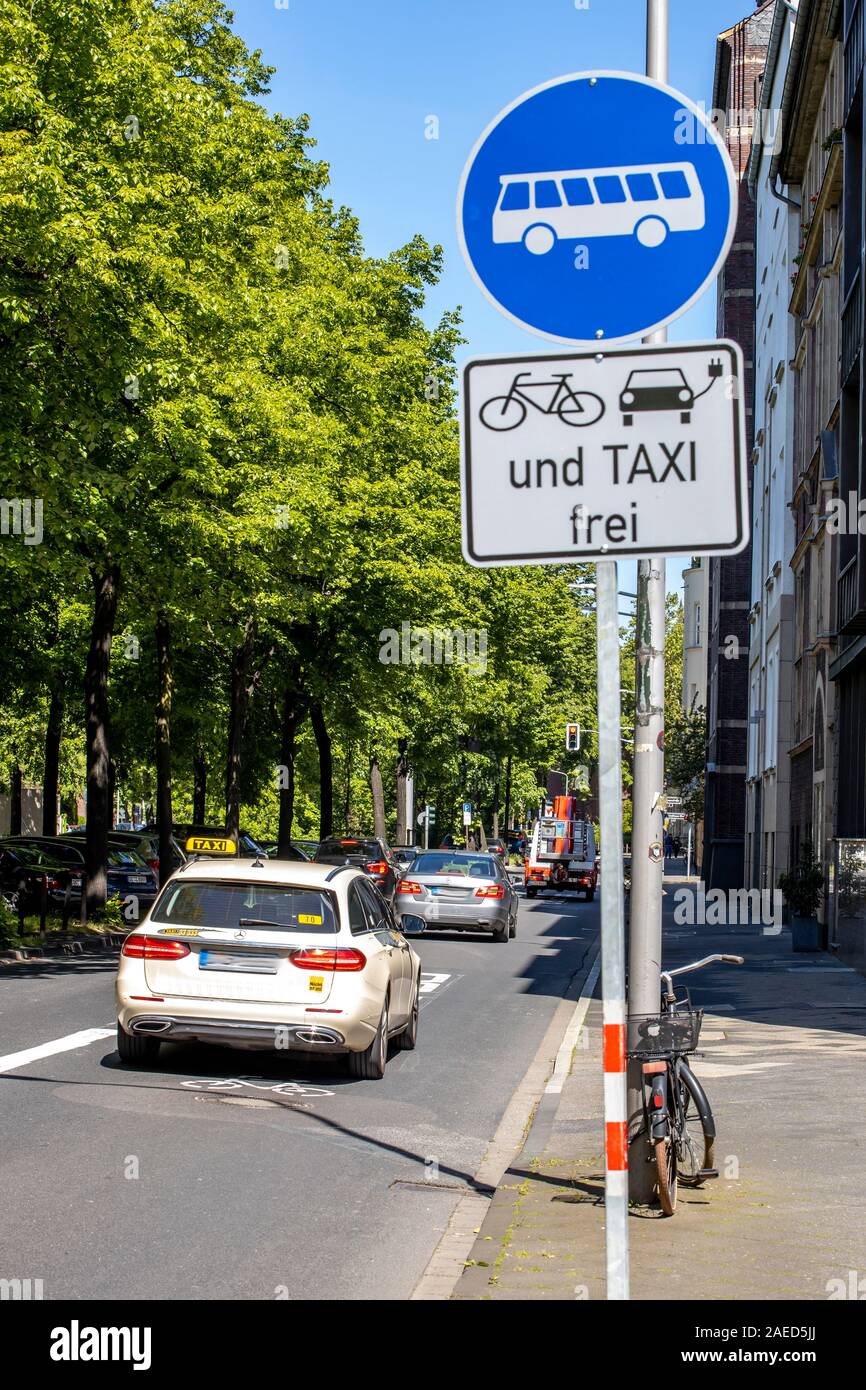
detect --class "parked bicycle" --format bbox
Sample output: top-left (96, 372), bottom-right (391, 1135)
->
top-left (479, 371), bottom-right (605, 432)
top-left (628, 952), bottom-right (744, 1216)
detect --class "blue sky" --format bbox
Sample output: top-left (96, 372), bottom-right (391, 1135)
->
top-left (227, 0), bottom-right (754, 595)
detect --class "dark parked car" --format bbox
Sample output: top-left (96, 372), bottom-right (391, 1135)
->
top-left (313, 836), bottom-right (400, 902)
top-left (0, 842), bottom-right (81, 916)
top-left (1, 836), bottom-right (158, 917)
top-left (72, 827), bottom-right (186, 877)
top-left (394, 845), bottom-right (422, 871)
top-left (259, 840), bottom-right (310, 862)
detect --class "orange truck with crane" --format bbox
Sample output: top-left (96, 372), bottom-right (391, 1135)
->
top-left (524, 793), bottom-right (598, 901)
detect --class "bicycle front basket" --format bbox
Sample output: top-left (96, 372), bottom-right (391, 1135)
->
top-left (626, 1009), bottom-right (702, 1059)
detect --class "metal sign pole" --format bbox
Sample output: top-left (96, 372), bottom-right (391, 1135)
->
top-left (596, 559), bottom-right (629, 1300)
top-left (627, 0), bottom-right (669, 1202)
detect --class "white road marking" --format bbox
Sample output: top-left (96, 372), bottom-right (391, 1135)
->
top-left (784, 966), bottom-right (857, 973)
top-left (179, 1077), bottom-right (334, 1097)
top-left (0, 1027), bottom-right (115, 1075)
top-left (419, 972), bottom-right (451, 995)
top-left (692, 1060), bottom-right (788, 1078)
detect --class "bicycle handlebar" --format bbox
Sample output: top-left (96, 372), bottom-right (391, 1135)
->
top-left (660, 953), bottom-right (744, 1001)
top-left (666, 953), bottom-right (744, 979)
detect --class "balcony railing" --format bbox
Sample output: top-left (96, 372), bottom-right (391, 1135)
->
top-left (846, 0), bottom-right (865, 115)
top-left (842, 268), bottom-right (862, 386)
top-left (839, 558), bottom-right (860, 633)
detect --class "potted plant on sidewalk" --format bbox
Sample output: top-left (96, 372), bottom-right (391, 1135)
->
top-left (778, 844), bottom-right (824, 951)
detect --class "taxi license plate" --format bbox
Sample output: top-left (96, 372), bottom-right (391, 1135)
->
top-left (128, 875), bottom-right (147, 883)
top-left (199, 950), bottom-right (278, 975)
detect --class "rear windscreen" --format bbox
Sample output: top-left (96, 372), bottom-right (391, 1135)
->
top-left (411, 854), bottom-right (496, 877)
top-left (315, 840), bottom-right (380, 861)
top-left (150, 880), bottom-right (337, 933)
top-left (63, 841), bottom-right (147, 868)
top-left (3, 845), bottom-right (58, 867)
top-left (107, 849), bottom-right (148, 868)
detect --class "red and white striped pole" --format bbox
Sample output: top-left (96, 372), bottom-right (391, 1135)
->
top-left (595, 560), bottom-right (630, 1299)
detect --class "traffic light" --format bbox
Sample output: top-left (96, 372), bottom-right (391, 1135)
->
top-left (565, 722), bottom-right (580, 753)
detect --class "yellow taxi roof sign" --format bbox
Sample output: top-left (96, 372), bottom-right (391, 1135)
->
top-left (185, 835), bottom-right (237, 855)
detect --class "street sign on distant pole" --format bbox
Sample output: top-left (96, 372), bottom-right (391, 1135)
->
top-left (462, 801), bottom-right (472, 827)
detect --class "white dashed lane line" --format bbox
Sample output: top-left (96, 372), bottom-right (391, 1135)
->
top-left (0, 1027), bottom-right (115, 1075)
top-left (418, 972), bottom-right (456, 1007)
top-left (0, 980), bottom-right (457, 1073)
top-left (419, 972), bottom-right (451, 995)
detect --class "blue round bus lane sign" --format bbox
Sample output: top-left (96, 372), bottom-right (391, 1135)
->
top-left (457, 71), bottom-right (737, 346)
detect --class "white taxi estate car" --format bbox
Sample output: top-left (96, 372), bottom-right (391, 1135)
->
top-left (115, 852), bottom-right (422, 1080)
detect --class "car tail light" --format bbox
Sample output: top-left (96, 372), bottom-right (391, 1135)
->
top-left (476, 884), bottom-right (505, 898)
top-left (366, 861), bottom-right (388, 874)
top-left (121, 935), bottom-right (191, 960)
top-left (291, 947), bottom-right (367, 972)
top-left (46, 876), bottom-right (63, 892)
top-left (397, 879), bottom-right (422, 895)
top-left (146, 857), bottom-right (159, 872)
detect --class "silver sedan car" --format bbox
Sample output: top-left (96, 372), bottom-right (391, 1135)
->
top-left (395, 851), bottom-right (518, 942)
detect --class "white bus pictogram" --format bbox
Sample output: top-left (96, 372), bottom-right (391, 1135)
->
top-left (492, 162), bottom-right (706, 255)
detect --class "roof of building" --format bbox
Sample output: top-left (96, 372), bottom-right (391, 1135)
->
top-left (775, 0), bottom-right (843, 185)
top-left (746, 1), bottom-right (799, 199)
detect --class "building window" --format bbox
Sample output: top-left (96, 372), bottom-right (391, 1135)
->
top-left (694, 603), bottom-right (702, 648)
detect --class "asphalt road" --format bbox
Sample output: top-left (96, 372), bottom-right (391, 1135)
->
top-left (0, 892), bottom-right (598, 1301)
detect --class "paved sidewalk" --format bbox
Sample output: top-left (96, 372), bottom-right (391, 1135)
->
top-left (453, 890), bottom-right (866, 1300)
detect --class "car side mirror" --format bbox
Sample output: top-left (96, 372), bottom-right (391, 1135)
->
top-left (400, 914), bottom-right (426, 936)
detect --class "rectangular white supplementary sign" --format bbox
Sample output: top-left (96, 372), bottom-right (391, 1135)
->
top-left (460, 341), bottom-right (749, 566)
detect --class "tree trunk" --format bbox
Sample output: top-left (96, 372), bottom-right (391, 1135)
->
top-left (155, 612), bottom-right (174, 885)
top-left (224, 616), bottom-right (257, 840)
top-left (193, 747), bottom-right (207, 824)
top-left (344, 741), bottom-right (353, 834)
top-left (224, 617), bottom-right (275, 839)
top-left (395, 738), bottom-right (409, 846)
top-left (84, 565), bottom-right (120, 917)
top-left (9, 763), bottom-right (22, 835)
top-left (42, 687), bottom-right (64, 835)
top-left (503, 754), bottom-right (513, 834)
top-left (491, 758), bottom-right (501, 840)
top-left (369, 755), bottom-right (386, 842)
top-left (310, 702), bottom-right (333, 839)
top-left (277, 682), bottom-right (305, 856)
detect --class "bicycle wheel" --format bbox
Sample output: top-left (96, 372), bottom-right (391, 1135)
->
top-left (557, 391), bottom-right (605, 427)
top-left (676, 1062), bottom-right (715, 1185)
top-left (653, 1134), bottom-right (678, 1216)
top-left (479, 395), bottom-right (527, 431)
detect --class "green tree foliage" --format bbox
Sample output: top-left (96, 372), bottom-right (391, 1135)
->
top-left (0, 0), bottom-right (600, 904)
top-left (663, 595), bottom-right (705, 816)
